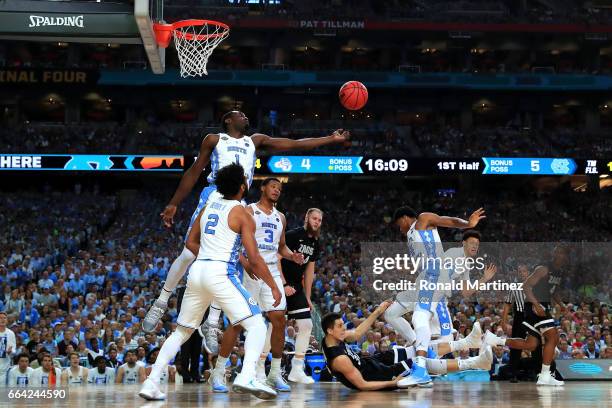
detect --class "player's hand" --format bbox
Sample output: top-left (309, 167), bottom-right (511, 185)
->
top-left (374, 300), bottom-right (392, 316)
top-left (291, 252), bottom-right (305, 265)
top-left (306, 297), bottom-right (313, 311)
top-left (284, 285), bottom-right (296, 296)
top-left (467, 208), bottom-right (486, 228)
top-left (533, 303), bottom-right (546, 317)
top-left (483, 263), bottom-right (497, 282)
top-left (272, 286), bottom-right (282, 307)
top-left (160, 204), bottom-right (177, 228)
top-left (331, 129), bottom-right (350, 143)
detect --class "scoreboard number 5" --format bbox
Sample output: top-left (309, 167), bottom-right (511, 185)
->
top-left (531, 160), bottom-right (540, 172)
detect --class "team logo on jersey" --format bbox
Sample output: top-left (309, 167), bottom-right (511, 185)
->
top-left (248, 297), bottom-right (257, 306)
top-left (221, 136), bottom-right (228, 141)
top-left (244, 142), bottom-right (250, 147)
top-left (255, 211), bottom-right (261, 215)
top-left (276, 218), bottom-right (280, 222)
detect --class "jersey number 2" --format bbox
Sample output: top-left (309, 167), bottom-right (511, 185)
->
top-left (204, 214), bottom-right (219, 235)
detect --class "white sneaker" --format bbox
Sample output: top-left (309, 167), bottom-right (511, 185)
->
top-left (138, 378), bottom-right (166, 401)
top-left (484, 331), bottom-right (504, 347)
top-left (464, 321), bottom-right (482, 349)
top-left (266, 374), bottom-right (291, 392)
top-left (473, 346), bottom-right (493, 370)
top-left (256, 361), bottom-right (267, 382)
top-left (210, 371), bottom-right (229, 393)
top-left (232, 375), bottom-right (278, 399)
top-left (537, 371), bottom-right (564, 386)
top-left (288, 366), bottom-right (315, 384)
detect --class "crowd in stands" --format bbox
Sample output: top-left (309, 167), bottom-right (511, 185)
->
top-left (0, 176), bottom-right (610, 385)
top-left (1, 118), bottom-right (611, 157)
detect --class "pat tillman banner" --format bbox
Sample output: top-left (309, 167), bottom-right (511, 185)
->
top-left (0, 69), bottom-right (99, 85)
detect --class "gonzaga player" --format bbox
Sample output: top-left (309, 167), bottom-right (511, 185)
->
top-left (143, 110), bottom-right (349, 340)
top-left (386, 206), bottom-right (485, 386)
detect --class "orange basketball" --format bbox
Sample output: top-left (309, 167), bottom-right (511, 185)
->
top-left (339, 81), bottom-right (368, 110)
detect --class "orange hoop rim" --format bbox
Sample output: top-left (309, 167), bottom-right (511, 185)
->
top-left (153, 19), bottom-right (229, 46)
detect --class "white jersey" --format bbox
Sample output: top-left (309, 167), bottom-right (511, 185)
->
top-left (64, 366), bottom-right (86, 385)
top-left (87, 367), bottom-right (115, 385)
top-left (7, 366), bottom-right (34, 386)
top-left (407, 221), bottom-right (445, 262)
top-left (197, 197), bottom-right (243, 266)
top-left (208, 133), bottom-right (257, 187)
top-left (119, 363), bottom-right (140, 384)
top-left (0, 328), bottom-right (16, 374)
top-left (249, 203), bottom-right (283, 265)
top-left (31, 367), bottom-right (62, 386)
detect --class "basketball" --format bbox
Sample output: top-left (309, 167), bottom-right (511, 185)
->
top-left (339, 81), bottom-right (368, 110)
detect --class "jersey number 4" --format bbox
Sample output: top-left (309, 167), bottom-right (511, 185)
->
top-left (204, 214), bottom-right (219, 235)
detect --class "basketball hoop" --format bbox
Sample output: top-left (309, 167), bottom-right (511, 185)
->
top-left (153, 20), bottom-right (229, 78)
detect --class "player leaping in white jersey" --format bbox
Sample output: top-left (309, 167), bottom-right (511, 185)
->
top-left (143, 111), bottom-right (349, 340)
top-left (139, 163), bottom-right (282, 400)
top-left (385, 206), bottom-right (485, 387)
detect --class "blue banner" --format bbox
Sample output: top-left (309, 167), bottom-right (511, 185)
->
top-left (267, 156), bottom-right (363, 174)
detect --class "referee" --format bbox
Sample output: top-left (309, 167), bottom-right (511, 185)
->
top-left (501, 264), bottom-right (541, 382)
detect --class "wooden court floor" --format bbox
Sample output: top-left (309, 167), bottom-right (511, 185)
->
top-left (2, 382), bottom-right (610, 408)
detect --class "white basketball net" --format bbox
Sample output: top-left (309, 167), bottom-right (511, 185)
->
top-left (172, 22), bottom-right (229, 78)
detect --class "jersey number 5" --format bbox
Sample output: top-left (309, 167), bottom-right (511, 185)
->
top-left (204, 214), bottom-right (219, 235)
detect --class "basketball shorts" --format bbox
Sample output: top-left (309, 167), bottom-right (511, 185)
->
top-left (177, 260), bottom-right (261, 329)
top-left (243, 263), bottom-right (286, 312)
top-left (363, 346), bottom-right (415, 381)
top-left (286, 289), bottom-right (311, 320)
top-left (394, 292), bottom-right (452, 340)
top-left (523, 303), bottom-right (556, 339)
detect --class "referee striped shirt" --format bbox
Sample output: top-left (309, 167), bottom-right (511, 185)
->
top-left (505, 287), bottom-right (526, 312)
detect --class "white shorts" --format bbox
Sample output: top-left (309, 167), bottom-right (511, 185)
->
top-left (177, 260), bottom-right (261, 328)
top-left (395, 292), bottom-right (452, 339)
top-left (243, 264), bottom-right (286, 312)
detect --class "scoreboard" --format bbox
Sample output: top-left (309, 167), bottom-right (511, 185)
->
top-left (0, 154), bottom-right (610, 176)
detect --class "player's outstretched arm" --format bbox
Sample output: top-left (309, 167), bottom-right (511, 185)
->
top-left (344, 301), bottom-right (391, 343)
top-left (252, 129), bottom-right (349, 152)
top-left (332, 356), bottom-right (399, 391)
top-left (234, 206), bottom-right (282, 306)
top-left (418, 208), bottom-right (486, 230)
top-left (161, 134), bottom-right (218, 227)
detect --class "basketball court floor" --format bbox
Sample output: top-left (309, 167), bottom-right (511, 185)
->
top-left (4, 382), bottom-right (610, 408)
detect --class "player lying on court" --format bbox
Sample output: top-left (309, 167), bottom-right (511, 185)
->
top-left (143, 110), bottom-right (349, 344)
top-left (203, 177), bottom-right (303, 393)
top-left (322, 301), bottom-right (492, 391)
top-left (139, 164), bottom-right (282, 401)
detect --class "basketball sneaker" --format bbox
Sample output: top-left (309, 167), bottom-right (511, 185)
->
top-left (484, 330), bottom-right (506, 347)
top-left (232, 375), bottom-right (278, 399)
top-left (464, 321), bottom-right (482, 349)
top-left (472, 345), bottom-right (493, 370)
top-left (397, 363), bottom-right (432, 387)
top-left (288, 361), bottom-right (315, 384)
top-left (138, 378), bottom-right (166, 401)
top-left (198, 321), bottom-right (219, 355)
top-left (266, 375), bottom-right (291, 392)
top-left (536, 371), bottom-right (564, 386)
top-left (142, 300), bottom-right (167, 333)
top-left (210, 371), bottom-right (229, 393)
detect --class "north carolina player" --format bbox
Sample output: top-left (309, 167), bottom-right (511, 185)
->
top-left (208, 177), bottom-right (303, 393)
top-left (87, 356), bottom-right (116, 385)
top-left (0, 311), bottom-right (16, 385)
top-left (386, 206), bottom-right (485, 387)
top-left (116, 349), bottom-right (146, 384)
top-left (143, 110), bottom-right (349, 342)
top-left (61, 352), bottom-right (89, 386)
top-left (139, 164), bottom-right (281, 401)
top-left (7, 354), bottom-right (33, 386)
